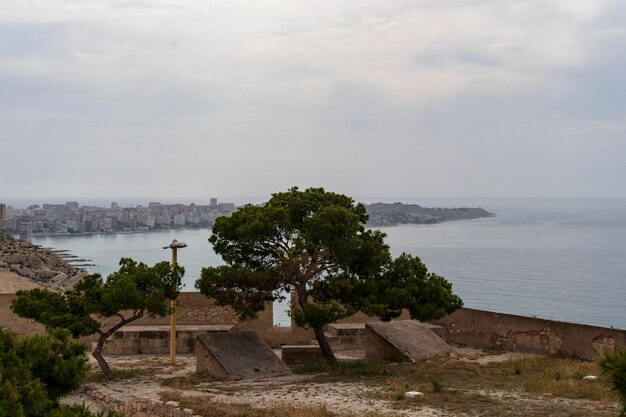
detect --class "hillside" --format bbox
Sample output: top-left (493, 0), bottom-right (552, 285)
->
top-left (0, 233), bottom-right (86, 293)
top-left (365, 202), bottom-right (494, 227)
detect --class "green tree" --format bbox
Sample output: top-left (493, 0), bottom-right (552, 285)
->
top-left (196, 187), bottom-right (462, 364)
top-left (0, 328), bottom-right (84, 417)
top-left (11, 258), bottom-right (183, 381)
top-left (339, 253), bottom-right (464, 322)
top-left (599, 349), bottom-right (626, 417)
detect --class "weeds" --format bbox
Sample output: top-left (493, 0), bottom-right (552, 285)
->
top-left (84, 367), bottom-right (143, 383)
top-left (161, 375), bottom-right (207, 389)
top-left (159, 392), bottom-right (396, 417)
top-left (386, 376), bottom-right (409, 400)
top-left (430, 380), bottom-right (444, 393)
top-left (599, 349), bottom-right (626, 416)
top-left (293, 359), bottom-right (390, 380)
top-left (508, 357), bottom-right (607, 400)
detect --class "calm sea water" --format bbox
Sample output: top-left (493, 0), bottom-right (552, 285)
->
top-left (30, 198), bottom-right (626, 329)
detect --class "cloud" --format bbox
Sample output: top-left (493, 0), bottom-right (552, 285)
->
top-left (0, 0), bottom-right (624, 198)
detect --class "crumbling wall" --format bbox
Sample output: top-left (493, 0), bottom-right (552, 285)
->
top-left (85, 386), bottom-right (200, 417)
top-left (432, 308), bottom-right (626, 360)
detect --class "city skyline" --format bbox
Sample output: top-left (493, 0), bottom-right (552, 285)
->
top-left (1, 1), bottom-right (625, 199)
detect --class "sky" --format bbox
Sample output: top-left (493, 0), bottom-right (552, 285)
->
top-left (1, 0), bottom-right (625, 200)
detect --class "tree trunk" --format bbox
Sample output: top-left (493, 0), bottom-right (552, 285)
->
top-left (313, 325), bottom-right (337, 365)
top-left (91, 311), bottom-right (144, 381)
top-left (295, 285), bottom-right (337, 365)
top-left (93, 337), bottom-right (113, 381)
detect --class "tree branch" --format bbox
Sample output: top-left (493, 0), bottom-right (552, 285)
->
top-left (103, 309), bottom-right (145, 339)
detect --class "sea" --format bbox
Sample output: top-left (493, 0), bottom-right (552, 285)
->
top-left (25, 198), bottom-right (626, 329)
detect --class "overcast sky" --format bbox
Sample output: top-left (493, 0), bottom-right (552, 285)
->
top-left (1, 0), bottom-right (625, 200)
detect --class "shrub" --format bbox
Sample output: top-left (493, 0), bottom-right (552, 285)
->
top-left (0, 328), bottom-right (115, 417)
top-left (598, 349), bottom-right (626, 416)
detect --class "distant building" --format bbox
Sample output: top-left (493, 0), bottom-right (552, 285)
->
top-left (66, 201), bottom-right (80, 211)
top-left (218, 202), bottom-right (235, 213)
top-left (19, 217), bottom-right (32, 240)
top-left (111, 202), bottom-right (120, 210)
top-left (0, 203), bottom-right (6, 221)
top-left (174, 214), bottom-right (186, 227)
top-left (210, 198), bottom-right (218, 207)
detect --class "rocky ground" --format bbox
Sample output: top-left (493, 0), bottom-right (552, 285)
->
top-left (64, 348), bottom-right (620, 417)
top-left (0, 233), bottom-right (87, 292)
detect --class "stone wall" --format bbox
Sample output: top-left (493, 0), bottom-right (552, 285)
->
top-left (281, 345), bottom-right (325, 365)
top-left (431, 308), bottom-right (626, 360)
top-left (5, 291), bottom-right (626, 360)
top-left (84, 386), bottom-right (200, 417)
top-left (102, 325), bottom-right (232, 355)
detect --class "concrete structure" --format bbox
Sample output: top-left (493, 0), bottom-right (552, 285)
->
top-left (322, 323), bottom-right (367, 351)
top-left (102, 325), bottom-right (232, 355)
top-left (3, 292), bottom-right (626, 361)
top-left (432, 308), bottom-right (626, 361)
top-left (365, 320), bottom-right (453, 362)
top-left (281, 345), bottom-right (325, 365)
top-left (196, 331), bottom-right (291, 379)
top-left (0, 203), bottom-right (6, 221)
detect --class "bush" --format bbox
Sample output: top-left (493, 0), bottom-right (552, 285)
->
top-left (598, 349), bottom-right (626, 416)
top-left (0, 327), bottom-right (112, 417)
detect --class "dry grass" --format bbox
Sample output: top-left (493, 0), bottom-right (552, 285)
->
top-left (93, 353), bottom-right (621, 417)
top-left (294, 355), bottom-right (619, 416)
top-left (508, 356), bottom-right (606, 399)
top-left (159, 390), bottom-right (398, 417)
top-left (84, 366), bottom-right (145, 383)
top-left (160, 375), bottom-right (207, 390)
top-left (415, 357), bottom-right (615, 416)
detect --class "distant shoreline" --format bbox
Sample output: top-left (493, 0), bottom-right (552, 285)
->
top-left (27, 226), bottom-right (214, 239)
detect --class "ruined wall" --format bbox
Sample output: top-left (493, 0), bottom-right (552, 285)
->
top-left (94, 293), bottom-right (315, 349)
top-left (431, 308), bottom-right (626, 360)
top-left (5, 291), bottom-right (625, 360)
top-left (85, 386), bottom-right (200, 417)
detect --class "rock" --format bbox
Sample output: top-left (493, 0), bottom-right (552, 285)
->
top-left (405, 391), bottom-right (424, 398)
top-left (0, 234), bottom-right (86, 291)
top-left (583, 375), bottom-right (598, 381)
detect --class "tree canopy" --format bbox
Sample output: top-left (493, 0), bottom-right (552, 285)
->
top-left (197, 187), bottom-right (463, 363)
top-left (11, 258), bottom-right (184, 381)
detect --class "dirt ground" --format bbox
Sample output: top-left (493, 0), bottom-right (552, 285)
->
top-left (63, 347), bottom-right (620, 417)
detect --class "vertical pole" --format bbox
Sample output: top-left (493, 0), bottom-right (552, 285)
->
top-left (170, 245), bottom-right (178, 365)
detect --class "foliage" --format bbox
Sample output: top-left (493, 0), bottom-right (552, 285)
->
top-left (0, 327), bottom-right (91, 417)
top-left (336, 253), bottom-right (463, 321)
top-left (197, 187), bottom-right (390, 362)
top-left (197, 187), bottom-right (462, 363)
top-left (599, 349), bottom-right (626, 416)
top-left (11, 258), bottom-right (184, 380)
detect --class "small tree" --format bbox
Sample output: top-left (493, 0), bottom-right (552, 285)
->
top-left (599, 349), bottom-right (626, 417)
top-left (0, 328), bottom-right (86, 417)
top-left (11, 258), bottom-right (183, 381)
top-left (196, 187), bottom-right (462, 364)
